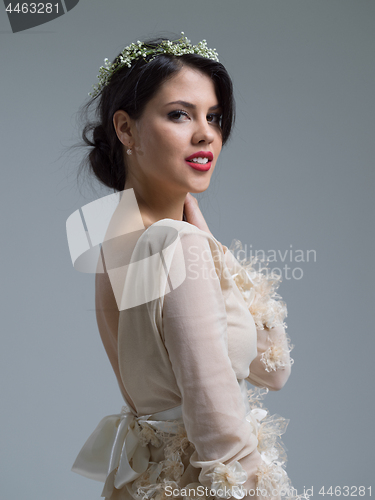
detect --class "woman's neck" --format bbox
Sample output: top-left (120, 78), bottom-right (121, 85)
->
top-left (124, 180), bottom-right (186, 229)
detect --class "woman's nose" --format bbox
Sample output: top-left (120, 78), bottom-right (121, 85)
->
top-left (192, 117), bottom-right (215, 144)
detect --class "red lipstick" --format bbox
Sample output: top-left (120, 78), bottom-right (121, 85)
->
top-left (185, 151), bottom-right (213, 171)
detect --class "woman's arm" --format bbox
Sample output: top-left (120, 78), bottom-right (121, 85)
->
top-left (246, 325), bottom-right (292, 391)
top-left (184, 194), bottom-right (292, 393)
top-left (223, 245), bottom-right (293, 391)
top-left (162, 229), bottom-right (263, 495)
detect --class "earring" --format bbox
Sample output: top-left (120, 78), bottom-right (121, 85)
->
top-left (126, 148), bottom-right (132, 156)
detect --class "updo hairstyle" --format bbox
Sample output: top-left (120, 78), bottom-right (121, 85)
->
top-left (79, 37), bottom-right (235, 192)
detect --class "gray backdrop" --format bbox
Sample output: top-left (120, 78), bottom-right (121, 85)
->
top-left (1, 1), bottom-right (374, 498)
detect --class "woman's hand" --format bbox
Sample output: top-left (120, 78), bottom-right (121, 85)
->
top-left (183, 193), bottom-right (212, 235)
top-left (183, 194), bottom-right (225, 253)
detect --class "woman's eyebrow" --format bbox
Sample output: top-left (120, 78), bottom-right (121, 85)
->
top-left (164, 100), bottom-right (221, 111)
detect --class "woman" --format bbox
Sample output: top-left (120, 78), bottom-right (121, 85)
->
top-left (72, 34), bottom-right (297, 500)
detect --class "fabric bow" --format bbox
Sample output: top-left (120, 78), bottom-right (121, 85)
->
top-left (71, 403), bottom-right (183, 497)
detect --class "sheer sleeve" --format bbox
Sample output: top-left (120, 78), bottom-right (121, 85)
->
top-left (222, 245), bottom-right (293, 392)
top-left (162, 230), bottom-right (263, 494)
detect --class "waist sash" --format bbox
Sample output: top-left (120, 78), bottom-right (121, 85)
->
top-left (71, 403), bottom-right (183, 496)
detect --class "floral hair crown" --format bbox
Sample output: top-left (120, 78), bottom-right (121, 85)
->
top-left (89, 32), bottom-right (219, 98)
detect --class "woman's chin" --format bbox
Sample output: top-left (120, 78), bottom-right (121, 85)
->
top-left (188, 187), bottom-right (209, 194)
top-left (186, 178), bottom-right (212, 194)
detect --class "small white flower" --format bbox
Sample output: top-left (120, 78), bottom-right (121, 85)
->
top-left (206, 461), bottom-right (247, 499)
top-left (89, 34), bottom-right (219, 98)
top-left (162, 451), bottom-right (184, 480)
top-left (256, 460), bottom-right (291, 499)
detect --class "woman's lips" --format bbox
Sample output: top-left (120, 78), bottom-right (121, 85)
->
top-left (185, 151), bottom-right (213, 171)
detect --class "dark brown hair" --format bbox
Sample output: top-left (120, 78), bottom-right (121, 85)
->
top-left (78, 36), bottom-right (235, 192)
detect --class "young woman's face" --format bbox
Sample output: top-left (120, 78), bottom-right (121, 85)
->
top-left (129, 65), bottom-right (223, 195)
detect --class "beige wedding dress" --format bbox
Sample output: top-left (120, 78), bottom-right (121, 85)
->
top-left (72, 218), bottom-right (296, 500)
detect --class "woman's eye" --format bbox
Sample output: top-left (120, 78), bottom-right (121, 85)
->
top-left (168, 110), bottom-right (190, 121)
top-left (207, 113), bottom-right (222, 126)
top-left (168, 110), bottom-right (222, 126)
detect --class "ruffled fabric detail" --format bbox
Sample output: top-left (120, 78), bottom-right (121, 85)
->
top-left (205, 461), bottom-right (248, 499)
top-left (256, 461), bottom-right (310, 500)
top-left (164, 427), bottom-right (193, 456)
top-left (260, 329), bottom-right (294, 373)
top-left (246, 387), bottom-right (289, 466)
top-left (133, 477), bottom-right (180, 500)
top-left (74, 393), bottom-right (307, 500)
top-left (228, 240), bottom-right (288, 331)
top-left (132, 389), bottom-right (309, 500)
top-left (136, 421), bottom-right (165, 448)
top-left (256, 460), bottom-right (291, 499)
top-left (247, 388), bottom-right (309, 500)
top-left (132, 425), bottom-right (191, 500)
top-left (228, 240), bottom-right (294, 371)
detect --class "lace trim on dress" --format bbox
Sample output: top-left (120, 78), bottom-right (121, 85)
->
top-left (131, 426), bottom-right (193, 500)
top-left (137, 421), bottom-right (165, 448)
top-left (205, 461), bottom-right (248, 499)
top-left (128, 389), bottom-right (309, 500)
top-left (247, 388), bottom-right (309, 500)
top-left (228, 240), bottom-right (287, 330)
top-left (228, 240), bottom-right (294, 372)
top-left (260, 330), bottom-right (294, 373)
